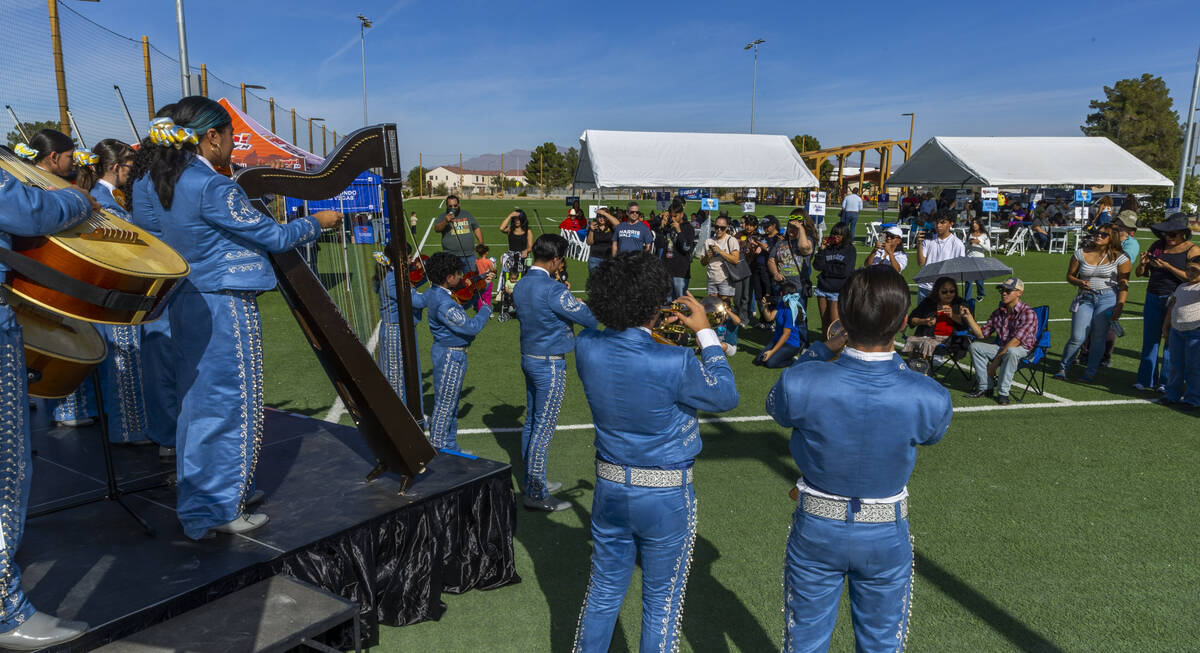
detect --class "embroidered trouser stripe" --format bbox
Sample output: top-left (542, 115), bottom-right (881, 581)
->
top-left (379, 322), bottom-right (405, 400)
top-left (100, 323), bottom-right (150, 443)
top-left (0, 334), bottom-right (38, 630)
top-left (573, 479), bottom-right (697, 652)
top-left (429, 346), bottom-right (466, 450)
top-left (521, 356), bottom-right (566, 500)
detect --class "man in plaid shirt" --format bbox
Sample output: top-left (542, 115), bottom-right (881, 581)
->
top-left (961, 277), bottom-right (1039, 405)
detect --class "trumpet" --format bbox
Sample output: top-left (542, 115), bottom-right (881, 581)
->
top-left (651, 296), bottom-right (730, 347)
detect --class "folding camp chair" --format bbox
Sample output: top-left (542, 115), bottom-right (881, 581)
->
top-left (927, 298), bottom-right (976, 385)
top-left (1012, 305), bottom-right (1051, 401)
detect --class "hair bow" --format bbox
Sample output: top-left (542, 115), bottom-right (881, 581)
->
top-left (13, 143), bottom-right (38, 160)
top-left (73, 149), bottom-right (99, 166)
top-left (372, 251), bottom-right (392, 267)
top-left (149, 117), bottom-right (199, 149)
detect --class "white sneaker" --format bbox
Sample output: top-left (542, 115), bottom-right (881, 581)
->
top-left (212, 513), bottom-right (269, 535)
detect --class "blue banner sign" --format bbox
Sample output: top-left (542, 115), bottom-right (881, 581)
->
top-left (700, 197), bottom-right (718, 211)
top-left (982, 200), bottom-right (999, 212)
top-left (1074, 189), bottom-right (1092, 203)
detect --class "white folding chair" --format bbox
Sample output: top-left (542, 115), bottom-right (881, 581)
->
top-left (1048, 228), bottom-right (1068, 254)
top-left (1005, 226), bottom-right (1029, 256)
top-left (865, 222), bottom-right (883, 247)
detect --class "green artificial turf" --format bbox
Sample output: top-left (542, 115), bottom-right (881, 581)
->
top-left (254, 200), bottom-right (1200, 651)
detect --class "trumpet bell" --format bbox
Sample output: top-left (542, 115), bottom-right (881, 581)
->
top-left (651, 297), bottom-right (730, 347)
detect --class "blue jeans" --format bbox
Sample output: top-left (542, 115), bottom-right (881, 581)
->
top-left (970, 340), bottom-right (1030, 397)
top-left (575, 476), bottom-right (696, 652)
top-left (964, 279), bottom-right (986, 302)
top-left (842, 211), bottom-right (859, 243)
top-left (1060, 291), bottom-right (1117, 377)
top-left (429, 344), bottom-right (468, 451)
top-left (458, 254), bottom-right (476, 274)
top-left (0, 320), bottom-right (39, 630)
top-left (670, 276), bottom-right (688, 300)
top-left (520, 354), bottom-right (567, 500)
top-left (1164, 328), bottom-right (1200, 406)
top-left (763, 343), bottom-right (801, 368)
top-left (782, 498), bottom-right (912, 653)
top-left (588, 257), bottom-right (605, 274)
top-left (1139, 293), bottom-right (1172, 387)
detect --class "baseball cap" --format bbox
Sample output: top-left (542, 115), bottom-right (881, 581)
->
top-left (883, 226), bottom-right (903, 238)
top-left (996, 277), bottom-right (1024, 292)
top-left (1115, 210), bottom-right (1138, 230)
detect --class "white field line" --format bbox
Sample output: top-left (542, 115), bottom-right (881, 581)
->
top-left (454, 398), bottom-right (1152, 435)
top-left (323, 319), bottom-right (383, 424)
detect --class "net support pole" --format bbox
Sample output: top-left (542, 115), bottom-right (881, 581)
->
top-left (47, 0), bottom-right (71, 137)
top-left (200, 63), bottom-right (209, 97)
top-left (141, 36), bottom-right (155, 120)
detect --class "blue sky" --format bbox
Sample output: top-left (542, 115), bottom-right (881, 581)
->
top-left (12, 0), bottom-right (1200, 170)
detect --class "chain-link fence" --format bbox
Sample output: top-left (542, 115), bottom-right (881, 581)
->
top-left (0, 1), bottom-right (341, 156)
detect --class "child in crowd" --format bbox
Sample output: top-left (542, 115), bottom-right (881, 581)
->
top-left (474, 243), bottom-right (495, 310)
top-left (425, 252), bottom-right (492, 451)
top-left (1158, 257), bottom-right (1200, 409)
top-left (712, 297), bottom-right (741, 356)
top-left (756, 281), bottom-right (805, 368)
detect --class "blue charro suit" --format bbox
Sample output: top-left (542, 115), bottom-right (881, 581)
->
top-left (766, 345), bottom-right (952, 653)
top-left (0, 169), bottom-right (90, 631)
top-left (512, 266), bottom-right (597, 500)
top-left (134, 156), bottom-right (319, 539)
top-left (572, 327), bottom-right (738, 653)
top-left (128, 177), bottom-right (178, 448)
top-left (377, 268), bottom-right (426, 408)
top-left (426, 286), bottom-right (490, 450)
top-left (85, 181), bottom-right (158, 444)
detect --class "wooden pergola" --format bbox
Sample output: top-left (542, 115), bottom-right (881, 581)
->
top-left (799, 138), bottom-right (912, 199)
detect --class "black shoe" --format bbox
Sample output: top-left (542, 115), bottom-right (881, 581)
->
top-left (964, 388), bottom-right (992, 399)
top-left (1153, 397), bottom-right (1176, 406)
top-left (995, 394), bottom-right (1011, 405)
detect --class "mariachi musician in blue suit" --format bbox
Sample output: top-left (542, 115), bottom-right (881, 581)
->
top-left (767, 266), bottom-right (953, 653)
top-left (424, 251), bottom-right (491, 452)
top-left (75, 139), bottom-right (170, 449)
top-left (512, 234), bottom-right (597, 512)
top-left (130, 97), bottom-right (342, 539)
top-left (375, 248), bottom-right (427, 407)
top-left (572, 251), bottom-right (739, 653)
top-left (0, 166), bottom-right (94, 649)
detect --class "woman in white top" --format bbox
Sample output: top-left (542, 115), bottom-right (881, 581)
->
top-left (1159, 257), bottom-right (1200, 407)
top-left (1055, 224), bottom-right (1130, 382)
top-left (964, 218), bottom-right (991, 301)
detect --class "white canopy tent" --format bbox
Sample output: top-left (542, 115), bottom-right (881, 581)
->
top-left (884, 137), bottom-right (1173, 188)
top-left (573, 129), bottom-right (819, 189)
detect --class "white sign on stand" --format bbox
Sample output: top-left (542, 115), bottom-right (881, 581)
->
top-left (809, 202), bottom-right (827, 217)
top-left (588, 205), bottom-right (599, 220)
top-left (1073, 206), bottom-right (1086, 223)
top-left (742, 201), bottom-right (756, 213)
top-left (808, 191), bottom-right (827, 203)
top-left (981, 187), bottom-right (999, 200)
top-left (747, 188), bottom-right (757, 199)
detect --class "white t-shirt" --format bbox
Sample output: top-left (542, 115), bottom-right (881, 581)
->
top-left (870, 248), bottom-right (908, 272)
top-left (918, 234), bottom-right (966, 291)
top-left (1170, 282), bottom-right (1200, 332)
top-left (705, 234), bottom-right (738, 283)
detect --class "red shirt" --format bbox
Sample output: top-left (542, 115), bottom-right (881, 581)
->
top-left (933, 311), bottom-right (955, 337)
top-left (559, 216), bottom-right (585, 231)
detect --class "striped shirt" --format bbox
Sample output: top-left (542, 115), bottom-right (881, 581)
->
top-left (1073, 248), bottom-right (1128, 293)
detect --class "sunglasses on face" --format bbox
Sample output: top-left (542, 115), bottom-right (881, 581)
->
top-left (999, 288), bottom-right (1017, 294)
top-left (1096, 232), bottom-right (1111, 238)
top-left (715, 225), bottom-right (728, 230)
top-left (628, 210), bottom-right (641, 215)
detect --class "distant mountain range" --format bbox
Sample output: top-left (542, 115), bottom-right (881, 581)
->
top-left (442, 149), bottom-right (531, 172)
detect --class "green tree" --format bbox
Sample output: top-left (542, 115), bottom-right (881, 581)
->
top-left (433, 181), bottom-right (448, 196)
top-left (563, 146), bottom-right (579, 187)
top-left (524, 142), bottom-right (567, 195)
top-left (1081, 73), bottom-right (1183, 172)
top-left (6, 120), bottom-right (63, 148)
top-left (406, 165), bottom-right (425, 195)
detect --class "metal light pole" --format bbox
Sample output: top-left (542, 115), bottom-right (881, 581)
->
top-left (1176, 44), bottom-right (1200, 208)
top-left (240, 83), bottom-right (265, 113)
top-left (744, 39), bottom-right (764, 133)
top-left (175, 0), bottom-right (191, 95)
top-left (357, 14), bottom-right (372, 126)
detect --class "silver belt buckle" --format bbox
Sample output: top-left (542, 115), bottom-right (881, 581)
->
top-left (596, 460), bottom-right (692, 488)
top-left (802, 494), bottom-right (907, 522)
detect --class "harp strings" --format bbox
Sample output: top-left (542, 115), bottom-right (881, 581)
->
top-left (0, 149), bottom-right (126, 231)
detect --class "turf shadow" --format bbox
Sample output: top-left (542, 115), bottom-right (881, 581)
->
top-left (700, 419), bottom-right (797, 487)
top-left (682, 536), bottom-right (776, 651)
top-left (914, 549), bottom-right (1065, 653)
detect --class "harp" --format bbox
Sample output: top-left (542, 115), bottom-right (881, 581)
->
top-left (233, 124), bottom-right (435, 488)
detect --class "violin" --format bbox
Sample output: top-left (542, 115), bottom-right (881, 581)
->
top-left (408, 254), bottom-right (431, 284)
top-left (452, 270), bottom-right (489, 303)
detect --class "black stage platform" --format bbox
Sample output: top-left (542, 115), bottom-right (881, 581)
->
top-left (22, 407), bottom-right (520, 651)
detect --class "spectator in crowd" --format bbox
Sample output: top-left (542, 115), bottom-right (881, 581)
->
top-left (601, 205), bottom-right (654, 255)
top-left (1157, 255), bottom-right (1200, 409)
top-left (840, 186), bottom-right (863, 244)
top-left (1135, 214), bottom-right (1200, 390)
top-left (1119, 194), bottom-right (1140, 215)
top-left (751, 215), bottom-right (783, 324)
top-left (919, 192), bottom-right (938, 217)
top-left (713, 297), bottom-right (742, 357)
top-left (768, 215), bottom-right (816, 327)
top-left (700, 214), bottom-right (741, 303)
top-left (559, 208), bottom-right (586, 231)
top-left (1054, 225), bottom-right (1129, 383)
top-left (903, 276), bottom-right (970, 365)
top-left (733, 215), bottom-right (762, 322)
top-left (474, 244), bottom-right (495, 310)
top-left (1030, 208), bottom-right (1050, 250)
top-left (500, 208), bottom-right (534, 268)
top-left (585, 209), bottom-right (614, 273)
top-left (812, 222), bottom-right (856, 334)
top-left (1092, 196), bottom-right (1114, 226)
top-left (409, 210), bottom-right (419, 235)
top-left (1082, 211), bottom-right (1142, 367)
top-left (961, 277), bottom-right (1039, 405)
top-left (900, 191), bottom-right (921, 221)
top-left (756, 281), bottom-right (805, 367)
top-left (433, 194), bottom-right (483, 272)
top-left (964, 217), bottom-right (991, 301)
top-left (867, 226), bottom-right (907, 272)
top-left (916, 213), bottom-right (966, 303)
top-left (656, 201), bottom-right (697, 299)
top-left (1046, 198), bottom-right (1068, 225)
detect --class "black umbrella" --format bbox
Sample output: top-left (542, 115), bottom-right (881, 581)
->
top-left (912, 256), bottom-right (1013, 284)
